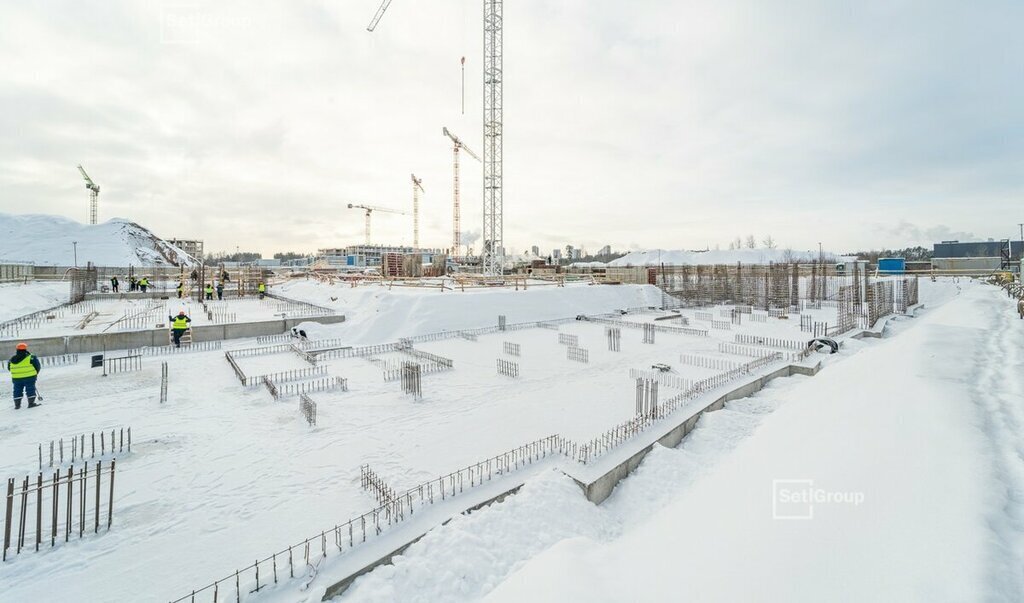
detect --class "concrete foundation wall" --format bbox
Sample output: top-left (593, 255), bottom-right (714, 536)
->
top-left (0, 315), bottom-right (345, 356)
top-left (580, 363), bottom-right (808, 504)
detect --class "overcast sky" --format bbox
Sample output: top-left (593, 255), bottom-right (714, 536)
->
top-left (0, 0), bottom-right (1021, 256)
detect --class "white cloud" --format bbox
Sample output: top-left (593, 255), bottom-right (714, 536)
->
top-left (0, 0), bottom-right (1021, 256)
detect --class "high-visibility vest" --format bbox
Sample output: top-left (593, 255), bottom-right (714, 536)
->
top-left (258, 283), bottom-right (266, 292)
top-left (140, 278), bottom-right (149, 286)
top-left (172, 316), bottom-right (190, 329)
top-left (177, 283), bottom-right (184, 291)
top-left (9, 355), bottom-right (37, 379)
top-left (205, 286), bottom-right (213, 294)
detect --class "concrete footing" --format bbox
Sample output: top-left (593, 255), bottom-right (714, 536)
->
top-left (0, 315), bottom-right (346, 356)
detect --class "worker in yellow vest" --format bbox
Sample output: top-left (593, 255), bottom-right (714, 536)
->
top-left (138, 276), bottom-right (150, 292)
top-left (258, 281), bottom-right (266, 300)
top-left (8, 343), bottom-right (41, 409)
top-left (204, 283), bottom-right (214, 300)
top-left (169, 311), bottom-right (191, 348)
top-left (176, 281), bottom-right (185, 299)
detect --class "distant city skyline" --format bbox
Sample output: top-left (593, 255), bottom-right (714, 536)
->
top-left (0, 1), bottom-right (1020, 256)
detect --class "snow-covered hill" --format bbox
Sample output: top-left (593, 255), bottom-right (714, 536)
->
top-left (0, 212), bottom-right (196, 267)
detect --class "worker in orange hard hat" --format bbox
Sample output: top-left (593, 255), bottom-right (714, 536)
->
top-left (9, 342), bottom-right (41, 409)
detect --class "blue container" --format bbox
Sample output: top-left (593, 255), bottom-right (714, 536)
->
top-left (877, 257), bottom-right (905, 274)
top-left (346, 255), bottom-right (356, 266)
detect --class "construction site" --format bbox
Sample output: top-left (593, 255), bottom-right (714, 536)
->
top-left (0, 254), bottom-right (940, 602)
top-left (2, 1), bottom-right (1023, 602)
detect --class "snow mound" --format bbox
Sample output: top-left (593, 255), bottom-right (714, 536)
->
top-left (608, 248), bottom-right (841, 267)
top-left (0, 212), bottom-right (196, 267)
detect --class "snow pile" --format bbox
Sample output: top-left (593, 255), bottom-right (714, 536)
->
top-left (608, 248), bottom-right (842, 266)
top-left (278, 280), bottom-right (665, 344)
top-left (0, 212), bottom-right (197, 267)
top-left (0, 281), bottom-right (68, 318)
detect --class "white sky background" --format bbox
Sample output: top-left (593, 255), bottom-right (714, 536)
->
top-left (0, 0), bottom-right (1021, 256)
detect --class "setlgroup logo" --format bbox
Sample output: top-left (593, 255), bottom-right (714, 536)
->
top-left (772, 479), bottom-right (865, 519)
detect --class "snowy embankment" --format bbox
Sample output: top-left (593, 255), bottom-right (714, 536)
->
top-left (0, 280), bottom-right (68, 319)
top-left (335, 279), bottom-right (1024, 603)
top-left (276, 280), bottom-right (664, 344)
top-left (0, 212), bottom-right (196, 267)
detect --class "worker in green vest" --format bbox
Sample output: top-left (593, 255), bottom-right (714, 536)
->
top-left (169, 310), bottom-right (191, 348)
top-left (138, 276), bottom-right (150, 292)
top-left (204, 283), bottom-right (214, 300)
top-left (8, 343), bottom-right (41, 409)
top-left (258, 281), bottom-right (266, 300)
top-left (176, 281), bottom-right (185, 299)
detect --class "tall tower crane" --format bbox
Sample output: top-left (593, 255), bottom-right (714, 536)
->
top-left (442, 127), bottom-right (481, 258)
top-left (411, 174), bottom-right (424, 250)
top-left (76, 164), bottom-right (100, 225)
top-left (367, 1), bottom-right (504, 275)
top-left (347, 203), bottom-right (408, 246)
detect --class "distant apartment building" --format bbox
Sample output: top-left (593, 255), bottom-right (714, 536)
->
top-left (167, 238), bottom-right (204, 261)
top-left (318, 244), bottom-right (442, 267)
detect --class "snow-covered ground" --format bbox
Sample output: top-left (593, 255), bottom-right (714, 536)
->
top-left (0, 280), bottom-right (68, 319)
top-left (332, 277), bottom-right (1024, 603)
top-left (0, 212), bottom-right (196, 267)
top-left (2, 278), bottom-right (1012, 603)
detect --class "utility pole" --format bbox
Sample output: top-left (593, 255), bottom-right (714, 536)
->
top-left (73, 241), bottom-right (78, 267)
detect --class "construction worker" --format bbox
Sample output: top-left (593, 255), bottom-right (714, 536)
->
top-left (129, 276), bottom-right (137, 291)
top-left (169, 311), bottom-right (191, 348)
top-left (176, 281), bottom-right (185, 299)
top-left (216, 281), bottom-right (225, 300)
top-left (110, 275), bottom-right (119, 292)
top-left (258, 281), bottom-right (266, 300)
top-left (139, 276), bottom-right (150, 293)
top-left (8, 343), bottom-right (41, 409)
top-left (204, 283), bottom-right (214, 300)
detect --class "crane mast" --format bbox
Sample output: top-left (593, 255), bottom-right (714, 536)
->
top-left (411, 174), bottom-right (424, 250)
top-left (443, 127), bottom-right (480, 259)
top-left (77, 164), bottom-right (100, 225)
top-left (347, 202), bottom-right (408, 246)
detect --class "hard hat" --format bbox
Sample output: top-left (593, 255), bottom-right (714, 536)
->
top-left (16, 343), bottom-right (27, 350)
